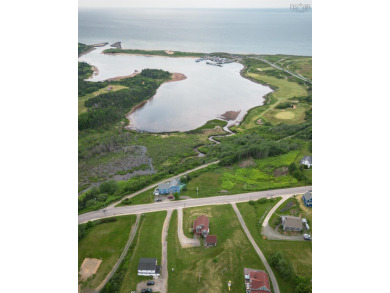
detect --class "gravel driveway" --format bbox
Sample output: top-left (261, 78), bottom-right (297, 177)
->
top-left (177, 208), bottom-right (200, 248)
top-left (261, 223), bottom-right (305, 241)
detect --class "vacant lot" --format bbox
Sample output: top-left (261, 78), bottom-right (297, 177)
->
top-left (78, 215), bottom-right (136, 291)
top-left (237, 202), bottom-right (312, 293)
top-left (168, 205), bottom-right (266, 293)
top-left (118, 211), bottom-right (166, 293)
top-left (180, 150), bottom-right (304, 198)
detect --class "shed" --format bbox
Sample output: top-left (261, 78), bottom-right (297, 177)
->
top-left (205, 234), bottom-right (217, 247)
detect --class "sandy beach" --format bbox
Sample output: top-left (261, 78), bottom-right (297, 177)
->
top-left (104, 71), bottom-right (139, 81)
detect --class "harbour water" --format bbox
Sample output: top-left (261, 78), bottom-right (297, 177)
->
top-left (79, 46), bottom-right (273, 132)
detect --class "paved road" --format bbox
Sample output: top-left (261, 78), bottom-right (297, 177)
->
top-left (177, 208), bottom-right (200, 248)
top-left (79, 186), bottom-right (311, 224)
top-left (231, 203), bottom-right (280, 293)
top-left (262, 194), bottom-right (292, 227)
top-left (95, 214), bottom-right (141, 292)
top-left (107, 161), bottom-right (220, 208)
top-left (255, 57), bottom-right (311, 83)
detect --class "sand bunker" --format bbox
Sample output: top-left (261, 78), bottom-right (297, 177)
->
top-left (79, 258), bottom-right (102, 281)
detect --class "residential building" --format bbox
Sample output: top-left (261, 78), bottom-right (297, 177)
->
top-left (205, 234), bottom-right (217, 247)
top-left (193, 215), bottom-right (209, 237)
top-left (157, 178), bottom-right (184, 195)
top-left (137, 258), bottom-right (161, 279)
top-left (244, 268), bottom-right (272, 293)
top-left (281, 216), bottom-right (302, 231)
top-left (302, 190), bottom-right (312, 207)
top-left (299, 155), bottom-right (312, 168)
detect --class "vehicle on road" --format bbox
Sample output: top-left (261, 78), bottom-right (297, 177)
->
top-left (154, 199), bottom-right (162, 202)
top-left (147, 281), bottom-right (155, 285)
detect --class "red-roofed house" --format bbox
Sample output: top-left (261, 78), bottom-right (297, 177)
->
top-left (205, 234), bottom-right (217, 247)
top-left (244, 268), bottom-right (271, 293)
top-left (193, 215), bottom-right (209, 237)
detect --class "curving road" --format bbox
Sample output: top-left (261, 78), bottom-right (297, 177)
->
top-left (79, 186), bottom-right (311, 224)
top-left (177, 208), bottom-right (200, 248)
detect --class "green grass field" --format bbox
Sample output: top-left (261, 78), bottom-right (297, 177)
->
top-left (118, 211), bottom-right (166, 293)
top-left (180, 150), bottom-right (304, 198)
top-left (78, 215), bottom-right (137, 290)
top-left (168, 205), bottom-right (266, 293)
top-left (78, 85), bottom-right (128, 114)
top-left (237, 202), bottom-right (312, 293)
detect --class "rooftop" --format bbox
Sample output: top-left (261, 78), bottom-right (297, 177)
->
top-left (205, 234), bottom-right (217, 244)
top-left (193, 215), bottom-right (209, 231)
top-left (303, 190), bottom-right (312, 201)
top-left (282, 216), bottom-right (302, 229)
top-left (138, 258), bottom-right (157, 271)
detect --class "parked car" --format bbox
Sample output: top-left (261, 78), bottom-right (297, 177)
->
top-left (303, 234), bottom-right (311, 241)
top-left (154, 199), bottom-right (162, 202)
top-left (141, 289), bottom-right (152, 293)
top-left (147, 281), bottom-right (155, 285)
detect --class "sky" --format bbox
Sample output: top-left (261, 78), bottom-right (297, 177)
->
top-left (78, 0), bottom-right (312, 9)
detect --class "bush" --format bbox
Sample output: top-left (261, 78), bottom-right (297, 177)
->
top-left (122, 198), bottom-right (132, 205)
top-left (99, 180), bottom-right (118, 195)
top-left (269, 251), bottom-right (294, 280)
top-left (173, 192), bottom-right (180, 200)
top-left (249, 200), bottom-right (255, 206)
top-left (257, 198), bottom-right (267, 204)
top-left (292, 170), bottom-right (306, 181)
top-left (288, 162), bottom-right (298, 173)
top-left (295, 275), bottom-right (312, 293)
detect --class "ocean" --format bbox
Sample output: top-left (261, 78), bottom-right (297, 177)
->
top-left (78, 8), bottom-right (312, 56)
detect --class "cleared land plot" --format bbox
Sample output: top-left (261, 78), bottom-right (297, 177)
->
top-left (78, 215), bottom-right (136, 290)
top-left (79, 258), bottom-right (102, 281)
top-left (168, 205), bottom-right (266, 293)
top-left (237, 202), bottom-right (312, 293)
top-left (118, 211), bottom-right (166, 293)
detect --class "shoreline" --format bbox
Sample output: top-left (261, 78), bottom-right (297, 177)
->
top-left (103, 52), bottom-right (198, 59)
top-left (104, 71), bottom-right (139, 81)
top-left (125, 72), bottom-right (187, 131)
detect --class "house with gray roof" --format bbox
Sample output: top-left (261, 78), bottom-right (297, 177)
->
top-left (299, 155), bottom-right (312, 168)
top-left (281, 216), bottom-right (302, 231)
top-left (137, 258), bottom-right (161, 278)
top-left (302, 190), bottom-right (312, 207)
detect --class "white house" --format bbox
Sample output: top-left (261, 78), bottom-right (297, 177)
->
top-left (137, 258), bottom-right (161, 279)
top-left (299, 155), bottom-right (312, 168)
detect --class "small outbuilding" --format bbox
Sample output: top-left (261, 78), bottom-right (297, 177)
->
top-left (205, 234), bottom-right (217, 247)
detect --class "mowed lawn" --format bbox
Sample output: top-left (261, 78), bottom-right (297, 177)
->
top-left (118, 211), bottom-right (166, 293)
top-left (237, 202), bottom-right (312, 293)
top-left (78, 215), bottom-right (137, 289)
top-left (168, 205), bottom-right (266, 293)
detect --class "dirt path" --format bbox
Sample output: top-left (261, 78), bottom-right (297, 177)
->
top-left (231, 203), bottom-right (280, 293)
top-left (137, 210), bottom-right (172, 293)
top-left (177, 208), bottom-right (200, 248)
top-left (95, 214), bottom-right (141, 292)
